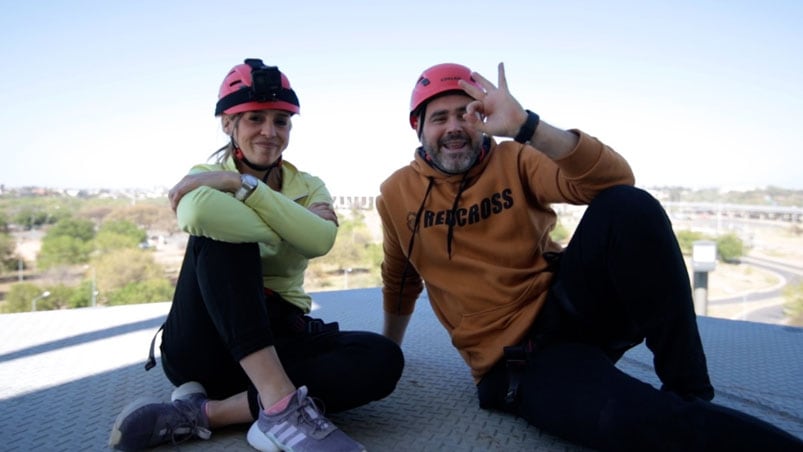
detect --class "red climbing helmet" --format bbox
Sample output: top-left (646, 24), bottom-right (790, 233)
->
top-left (408, 63), bottom-right (481, 129)
top-left (215, 58), bottom-right (300, 116)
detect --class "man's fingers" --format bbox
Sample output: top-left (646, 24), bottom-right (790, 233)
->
top-left (459, 79), bottom-right (485, 100)
top-left (470, 70), bottom-right (495, 91)
top-left (496, 62), bottom-right (508, 91)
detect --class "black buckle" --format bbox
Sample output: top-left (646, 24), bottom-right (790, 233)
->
top-left (306, 318), bottom-right (339, 334)
top-left (503, 345), bottom-right (528, 407)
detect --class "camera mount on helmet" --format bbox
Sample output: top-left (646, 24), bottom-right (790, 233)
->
top-left (245, 59), bottom-right (283, 102)
top-left (215, 58), bottom-right (300, 116)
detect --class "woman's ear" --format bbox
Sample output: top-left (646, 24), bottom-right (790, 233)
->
top-left (221, 115), bottom-right (233, 134)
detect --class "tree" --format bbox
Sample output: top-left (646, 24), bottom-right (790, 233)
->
top-left (36, 217), bottom-right (97, 269)
top-left (95, 220), bottom-right (147, 253)
top-left (2, 282), bottom-right (44, 313)
top-left (91, 248), bottom-right (170, 305)
top-left (106, 279), bottom-right (174, 305)
top-left (47, 217), bottom-right (95, 242)
top-left (0, 209), bottom-right (8, 232)
top-left (675, 230), bottom-right (707, 255)
top-left (30, 283), bottom-right (73, 311)
top-left (13, 207), bottom-right (52, 230)
top-left (37, 235), bottom-right (94, 269)
top-left (105, 203), bottom-right (177, 232)
top-left (0, 232), bottom-right (18, 272)
top-left (68, 279), bottom-right (95, 309)
top-left (314, 212), bottom-right (375, 271)
top-left (716, 233), bottom-right (744, 263)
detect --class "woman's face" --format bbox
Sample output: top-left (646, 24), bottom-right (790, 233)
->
top-left (224, 109), bottom-right (292, 167)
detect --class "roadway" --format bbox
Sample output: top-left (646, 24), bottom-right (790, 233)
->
top-left (708, 255), bottom-right (803, 324)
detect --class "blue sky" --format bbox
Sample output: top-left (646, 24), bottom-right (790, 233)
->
top-left (1, 0), bottom-right (801, 194)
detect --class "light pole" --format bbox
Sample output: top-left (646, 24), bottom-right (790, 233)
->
top-left (691, 240), bottom-right (717, 316)
top-left (344, 268), bottom-right (352, 289)
top-left (91, 267), bottom-right (97, 307)
top-left (31, 291), bottom-right (50, 312)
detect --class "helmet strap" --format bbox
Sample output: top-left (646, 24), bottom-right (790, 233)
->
top-left (232, 138), bottom-right (283, 190)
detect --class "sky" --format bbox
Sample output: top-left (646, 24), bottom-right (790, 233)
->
top-left (1, 0), bottom-right (802, 195)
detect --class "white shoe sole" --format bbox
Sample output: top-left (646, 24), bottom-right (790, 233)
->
top-left (171, 381), bottom-right (206, 401)
top-left (246, 420), bottom-right (282, 452)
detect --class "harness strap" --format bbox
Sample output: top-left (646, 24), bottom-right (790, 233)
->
top-left (503, 345), bottom-right (527, 407)
top-left (144, 323), bottom-right (164, 371)
top-left (503, 338), bottom-right (537, 408)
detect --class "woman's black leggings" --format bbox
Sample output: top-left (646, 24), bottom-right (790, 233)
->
top-left (160, 236), bottom-right (404, 419)
top-left (477, 186), bottom-right (802, 451)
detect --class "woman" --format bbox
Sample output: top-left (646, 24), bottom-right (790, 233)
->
top-left (109, 59), bottom-right (403, 452)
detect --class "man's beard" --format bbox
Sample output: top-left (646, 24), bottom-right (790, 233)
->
top-left (424, 132), bottom-right (481, 174)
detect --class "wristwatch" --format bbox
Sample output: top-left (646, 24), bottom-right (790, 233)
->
top-left (234, 174), bottom-right (259, 201)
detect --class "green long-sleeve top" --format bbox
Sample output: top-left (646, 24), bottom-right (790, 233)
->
top-left (175, 156), bottom-right (337, 312)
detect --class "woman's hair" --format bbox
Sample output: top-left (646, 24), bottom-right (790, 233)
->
top-left (209, 113), bottom-right (243, 163)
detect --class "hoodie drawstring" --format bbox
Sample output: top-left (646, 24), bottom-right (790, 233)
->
top-left (397, 177), bottom-right (435, 314)
top-left (446, 171), bottom-right (471, 259)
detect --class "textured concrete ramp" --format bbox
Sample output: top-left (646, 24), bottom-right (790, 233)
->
top-left (0, 288), bottom-right (800, 451)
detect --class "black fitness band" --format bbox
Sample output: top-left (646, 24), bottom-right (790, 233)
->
top-left (514, 109), bottom-right (540, 144)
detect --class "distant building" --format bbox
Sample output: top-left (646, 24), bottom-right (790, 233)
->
top-left (332, 195), bottom-right (375, 210)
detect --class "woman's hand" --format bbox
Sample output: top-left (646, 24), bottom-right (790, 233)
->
top-left (307, 202), bottom-right (339, 226)
top-left (169, 171), bottom-right (241, 212)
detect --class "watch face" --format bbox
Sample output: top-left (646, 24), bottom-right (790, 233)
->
top-left (236, 174), bottom-right (259, 201)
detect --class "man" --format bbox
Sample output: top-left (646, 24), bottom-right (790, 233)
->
top-left (377, 62), bottom-right (803, 451)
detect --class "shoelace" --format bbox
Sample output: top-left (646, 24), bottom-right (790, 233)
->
top-left (163, 399), bottom-right (212, 445)
top-left (297, 397), bottom-right (334, 435)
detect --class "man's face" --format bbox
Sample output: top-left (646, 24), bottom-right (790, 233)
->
top-left (419, 94), bottom-right (483, 174)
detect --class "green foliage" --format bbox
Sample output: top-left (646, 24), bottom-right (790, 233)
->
top-left (37, 235), bottom-right (94, 269)
top-left (317, 214), bottom-right (375, 271)
top-left (675, 230), bottom-right (707, 255)
top-left (104, 203), bottom-right (177, 232)
top-left (716, 233), bottom-right (744, 262)
top-left (13, 207), bottom-right (54, 229)
top-left (550, 222), bottom-right (569, 244)
top-left (36, 217), bottom-right (97, 269)
top-left (33, 284), bottom-right (74, 311)
top-left (91, 248), bottom-right (167, 301)
top-left (0, 232), bottom-right (18, 272)
top-left (3, 282), bottom-right (44, 313)
top-left (783, 282), bottom-right (803, 327)
top-left (1, 280), bottom-right (87, 313)
top-left (47, 217), bottom-right (96, 241)
top-left (106, 279), bottom-right (174, 306)
top-left (95, 220), bottom-right (147, 253)
top-left (67, 280), bottom-right (95, 308)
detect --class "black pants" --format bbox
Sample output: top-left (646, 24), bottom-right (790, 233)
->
top-left (160, 236), bottom-right (404, 419)
top-left (477, 186), bottom-right (802, 451)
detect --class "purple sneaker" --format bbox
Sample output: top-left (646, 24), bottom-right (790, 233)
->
top-left (109, 381), bottom-right (211, 451)
top-left (246, 386), bottom-right (364, 452)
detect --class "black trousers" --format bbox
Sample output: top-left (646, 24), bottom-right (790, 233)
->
top-left (160, 236), bottom-right (404, 419)
top-left (477, 186), bottom-right (802, 451)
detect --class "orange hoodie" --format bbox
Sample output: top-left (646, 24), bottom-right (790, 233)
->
top-left (378, 130), bottom-right (635, 383)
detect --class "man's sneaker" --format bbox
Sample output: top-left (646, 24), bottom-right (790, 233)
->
top-left (108, 381), bottom-right (211, 451)
top-left (246, 385), bottom-right (364, 452)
